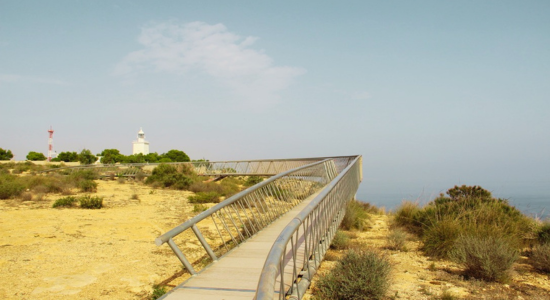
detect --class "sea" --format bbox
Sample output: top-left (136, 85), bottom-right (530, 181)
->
top-left (356, 180), bottom-right (550, 220)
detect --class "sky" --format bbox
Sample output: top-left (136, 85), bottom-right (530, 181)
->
top-left (1, 1), bottom-right (549, 206)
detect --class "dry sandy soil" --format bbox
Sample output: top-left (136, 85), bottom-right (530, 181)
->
top-left (0, 179), bottom-right (201, 300)
top-left (1, 179), bottom-right (549, 300)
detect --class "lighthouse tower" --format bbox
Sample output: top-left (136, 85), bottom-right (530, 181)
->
top-left (132, 128), bottom-right (150, 155)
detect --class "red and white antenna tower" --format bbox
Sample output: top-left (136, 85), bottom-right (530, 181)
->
top-left (48, 126), bottom-right (54, 162)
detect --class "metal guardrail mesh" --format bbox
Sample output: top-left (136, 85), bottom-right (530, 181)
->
top-left (154, 159), bottom-right (342, 275)
top-left (254, 156), bottom-right (362, 300)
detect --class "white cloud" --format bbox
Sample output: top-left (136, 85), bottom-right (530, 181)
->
top-left (0, 74), bottom-right (67, 85)
top-left (114, 21), bottom-right (305, 105)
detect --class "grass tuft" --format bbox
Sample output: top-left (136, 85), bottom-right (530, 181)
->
top-left (340, 199), bottom-right (371, 231)
top-left (330, 230), bottom-right (350, 250)
top-left (150, 284), bottom-right (167, 300)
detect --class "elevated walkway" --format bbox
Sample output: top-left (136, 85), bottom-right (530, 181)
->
top-left (161, 191), bottom-right (318, 300)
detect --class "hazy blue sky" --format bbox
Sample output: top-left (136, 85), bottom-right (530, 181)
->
top-left (1, 1), bottom-right (549, 203)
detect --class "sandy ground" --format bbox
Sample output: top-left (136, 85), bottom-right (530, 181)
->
top-left (306, 214), bottom-right (550, 300)
top-left (0, 179), bottom-right (201, 300)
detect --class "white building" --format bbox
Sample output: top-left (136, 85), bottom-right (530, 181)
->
top-left (132, 128), bottom-right (150, 155)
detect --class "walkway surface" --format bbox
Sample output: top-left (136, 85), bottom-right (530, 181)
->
top-left (161, 193), bottom-right (319, 300)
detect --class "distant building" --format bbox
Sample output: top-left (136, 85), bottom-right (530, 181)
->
top-left (132, 128), bottom-right (150, 155)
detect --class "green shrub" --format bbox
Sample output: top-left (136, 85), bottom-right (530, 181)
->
top-left (150, 284), bottom-right (167, 300)
top-left (219, 178), bottom-right (240, 197)
top-left (145, 163), bottom-right (193, 190)
top-left (0, 175), bottom-right (25, 199)
top-left (330, 230), bottom-right (350, 250)
top-left (244, 176), bottom-right (264, 186)
top-left (78, 180), bottom-right (97, 192)
top-left (450, 235), bottom-right (518, 282)
top-left (26, 151), bottom-right (46, 161)
top-left (422, 218), bottom-right (461, 258)
top-left (530, 243), bottom-right (550, 273)
top-left (193, 203), bottom-right (208, 213)
top-left (387, 228), bottom-right (408, 251)
top-left (340, 199), bottom-right (370, 231)
top-left (69, 169), bottom-right (98, 181)
top-left (395, 186), bottom-right (535, 259)
top-left (52, 196), bottom-right (78, 208)
top-left (79, 195), bottom-right (103, 209)
top-left (188, 192), bottom-right (221, 204)
top-left (314, 249), bottom-right (391, 300)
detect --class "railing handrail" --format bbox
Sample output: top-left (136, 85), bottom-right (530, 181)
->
top-left (37, 155), bottom-right (358, 174)
top-left (254, 155), bottom-right (362, 299)
top-left (155, 159), bottom-right (333, 246)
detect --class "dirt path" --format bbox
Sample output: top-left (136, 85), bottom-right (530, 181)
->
top-left (0, 180), bottom-right (199, 300)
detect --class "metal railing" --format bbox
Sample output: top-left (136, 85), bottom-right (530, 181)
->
top-left (255, 155), bottom-right (362, 300)
top-left (38, 157), bottom-right (337, 177)
top-left (155, 159), bottom-right (342, 275)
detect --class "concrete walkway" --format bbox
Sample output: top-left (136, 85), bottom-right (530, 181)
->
top-left (161, 193), bottom-right (318, 300)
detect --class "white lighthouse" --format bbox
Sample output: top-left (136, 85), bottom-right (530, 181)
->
top-left (132, 128), bottom-right (150, 155)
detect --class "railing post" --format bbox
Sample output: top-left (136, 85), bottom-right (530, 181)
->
top-left (167, 238), bottom-right (196, 275)
top-left (191, 224), bottom-right (218, 261)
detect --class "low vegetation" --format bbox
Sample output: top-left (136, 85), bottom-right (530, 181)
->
top-left (386, 228), bottom-right (408, 251)
top-left (393, 185), bottom-right (538, 283)
top-left (150, 284), bottom-right (167, 300)
top-left (530, 243), bottom-right (550, 273)
top-left (449, 235), bottom-right (519, 282)
top-left (340, 199), bottom-right (371, 231)
top-left (52, 195), bottom-right (103, 209)
top-left (330, 230), bottom-right (350, 250)
top-left (188, 191), bottom-right (221, 204)
top-left (314, 249), bottom-right (391, 300)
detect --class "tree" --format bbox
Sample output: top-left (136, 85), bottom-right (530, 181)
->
top-left (79, 149), bottom-right (97, 165)
top-left (55, 151), bottom-right (79, 162)
top-left (26, 151), bottom-right (46, 161)
top-left (161, 149), bottom-right (190, 162)
top-left (0, 148), bottom-right (13, 160)
top-left (99, 149), bottom-right (125, 164)
top-left (122, 153), bottom-right (146, 163)
top-left (144, 152), bottom-right (160, 163)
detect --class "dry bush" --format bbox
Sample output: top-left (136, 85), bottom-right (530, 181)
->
top-left (387, 228), bottom-right (409, 251)
top-left (530, 243), bottom-right (550, 273)
top-left (450, 235), bottom-right (518, 282)
top-left (314, 249), bottom-right (390, 300)
top-left (21, 192), bottom-right (33, 201)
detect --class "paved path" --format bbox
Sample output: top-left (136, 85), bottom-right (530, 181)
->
top-left (161, 192), bottom-right (319, 300)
